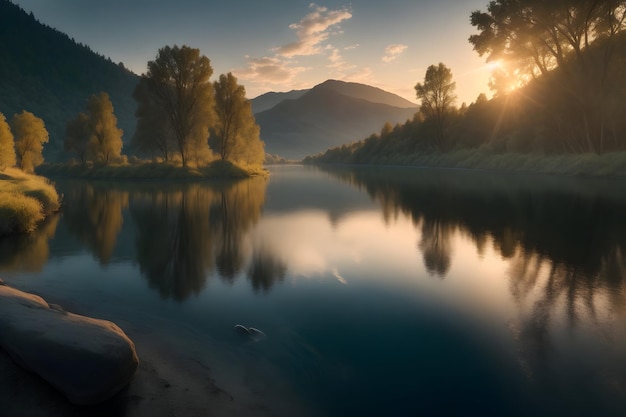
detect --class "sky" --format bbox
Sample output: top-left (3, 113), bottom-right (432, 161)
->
top-left (12, 0), bottom-right (495, 104)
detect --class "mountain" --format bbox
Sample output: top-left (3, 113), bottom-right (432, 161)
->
top-left (0, 0), bottom-right (139, 161)
top-left (251, 89), bottom-right (309, 114)
top-left (254, 80), bottom-right (418, 159)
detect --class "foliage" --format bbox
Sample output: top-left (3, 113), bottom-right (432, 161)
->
top-left (135, 45), bottom-right (215, 167)
top-left (469, 0), bottom-right (626, 153)
top-left (132, 77), bottom-right (175, 161)
top-left (212, 73), bottom-right (265, 166)
top-left (64, 112), bottom-right (91, 164)
top-left (0, 1), bottom-right (138, 162)
top-left (0, 112), bottom-right (16, 170)
top-left (85, 92), bottom-right (124, 164)
top-left (0, 167), bottom-right (60, 235)
top-left (415, 63), bottom-right (457, 151)
top-left (11, 110), bottom-right (48, 173)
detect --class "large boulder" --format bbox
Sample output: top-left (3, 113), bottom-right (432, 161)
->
top-left (0, 282), bottom-right (139, 405)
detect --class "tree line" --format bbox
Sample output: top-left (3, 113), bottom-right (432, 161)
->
top-left (306, 1), bottom-right (626, 164)
top-left (2, 44), bottom-right (264, 172)
top-left (131, 45), bottom-right (263, 167)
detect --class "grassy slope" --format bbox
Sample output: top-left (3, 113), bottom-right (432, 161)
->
top-left (0, 168), bottom-right (61, 235)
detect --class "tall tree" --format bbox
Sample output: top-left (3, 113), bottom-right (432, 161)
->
top-left (469, 0), bottom-right (626, 152)
top-left (11, 111), bottom-right (48, 173)
top-left (415, 63), bottom-right (457, 151)
top-left (64, 112), bottom-right (91, 164)
top-left (85, 92), bottom-right (123, 164)
top-left (212, 73), bottom-right (264, 165)
top-left (0, 113), bottom-right (16, 171)
top-left (132, 77), bottom-right (175, 161)
top-left (135, 45), bottom-right (215, 167)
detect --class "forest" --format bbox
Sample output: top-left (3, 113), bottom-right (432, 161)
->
top-left (305, 1), bottom-right (626, 170)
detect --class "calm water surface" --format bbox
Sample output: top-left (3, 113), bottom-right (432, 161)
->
top-left (1, 165), bottom-right (626, 416)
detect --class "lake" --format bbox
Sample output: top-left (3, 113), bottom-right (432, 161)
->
top-left (1, 165), bottom-right (626, 417)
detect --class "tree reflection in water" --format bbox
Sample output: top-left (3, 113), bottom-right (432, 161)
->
top-left (323, 166), bottom-right (626, 389)
top-left (129, 178), bottom-right (269, 300)
top-left (64, 183), bottom-right (128, 265)
top-left (0, 214), bottom-right (59, 272)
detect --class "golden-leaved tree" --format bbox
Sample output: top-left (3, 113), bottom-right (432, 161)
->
top-left (134, 45), bottom-right (215, 167)
top-left (212, 73), bottom-right (264, 166)
top-left (0, 113), bottom-right (16, 171)
top-left (12, 111), bottom-right (48, 173)
top-left (86, 92), bottom-right (123, 164)
top-left (65, 93), bottom-right (123, 164)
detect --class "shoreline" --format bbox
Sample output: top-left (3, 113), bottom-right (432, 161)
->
top-left (303, 149), bottom-right (626, 178)
top-left (36, 160), bottom-right (268, 181)
top-left (0, 280), bottom-right (311, 417)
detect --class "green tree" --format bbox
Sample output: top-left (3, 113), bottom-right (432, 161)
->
top-left (0, 113), bottom-right (16, 171)
top-left (64, 112), bottom-right (91, 164)
top-left (12, 111), bottom-right (48, 173)
top-left (212, 73), bottom-right (264, 165)
top-left (469, 0), bottom-right (626, 152)
top-left (85, 92), bottom-right (123, 164)
top-left (415, 63), bottom-right (457, 151)
top-left (136, 45), bottom-right (215, 167)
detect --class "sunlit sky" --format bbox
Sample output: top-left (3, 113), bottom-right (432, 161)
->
top-left (12, 0), bottom-right (494, 104)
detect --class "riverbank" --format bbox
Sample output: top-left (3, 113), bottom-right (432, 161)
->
top-left (0, 277), bottom-right (308, 417)
top-left (37, 160), bottom-right (268, 180)
top-left (304, 149), bottom-right (626, 177)
top-left (0, 168), bottom-right (60, 236)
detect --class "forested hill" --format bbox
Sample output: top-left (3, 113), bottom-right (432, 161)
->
top-left (254, 80), bottom-right (418, 160)
top-left (0, 0), bottom-right (139, 161)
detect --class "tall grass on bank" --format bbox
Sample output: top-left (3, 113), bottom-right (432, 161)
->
top-left (0, 168), bottom-right (60, 235)
top-left (309, 147), bottom-right (626, 177)
top-left (36, 159), bottom-right (268, 180)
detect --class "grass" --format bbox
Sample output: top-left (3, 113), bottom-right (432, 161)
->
top-left (36, 159), bottom-right (268, 180)
top-left (316, 148), bottom-right (626, 177)
top-left (0, 167), bottom-right (61, 235)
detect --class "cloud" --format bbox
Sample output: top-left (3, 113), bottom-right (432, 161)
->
top-left (382, 44), bottom-right (408, 63)
top-left (340, 67), bottom-right (375, 85)
top-left (235, 56), bottom-right (308, 85)
top-left (326, 46), bottom-right (356, 75)
top-left (276, 4), bottom-right (352, 57)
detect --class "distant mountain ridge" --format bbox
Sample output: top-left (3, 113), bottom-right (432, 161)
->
top-left (0, 0), bottom-right (139, 161)
top-left (253, 80), bottom-right (418, 159)
top-left (251, 89), bottom-right (309, 114)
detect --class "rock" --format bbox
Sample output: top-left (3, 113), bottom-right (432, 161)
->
top-left (0, 285), bottom-right (139, 405)
top-left (234, 324), bottom-right (250, 335)
top-left (234, 324), bottom-right (266, 341)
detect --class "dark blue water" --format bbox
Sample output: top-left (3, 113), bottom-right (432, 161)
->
top-left (1, 165), bottom-right (625, 416)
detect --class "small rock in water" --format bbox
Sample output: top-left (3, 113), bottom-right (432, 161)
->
top-left (234, 324), bottom-right (250, 335)
top-left (234, 324), bottom-right (266, 340)
top-left (247, 328), bottom-right (266, 339)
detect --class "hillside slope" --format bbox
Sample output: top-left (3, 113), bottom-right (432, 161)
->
top-left (0, 0), bottom-right (139, 161)
top-left (255, 80), bottom-right (418, 159)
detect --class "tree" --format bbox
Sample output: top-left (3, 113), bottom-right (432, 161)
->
top-left (135, 45), bottom-right (215, 167)
top-left (85, 92), bottom-right (123, 164)
top-left (0, 113), bottom-right (16, 171)
top-left (415, 63), bottom-right (457, 151)
top-left (12, 111), bottom-right (48, 173)
top-left (469, 0), bottom-right (626, 152)
top-left (64, 112), bottom-right (91, 164)
top-left (132, 77), bottom-right (176, 161)
top-left (212, 73), bottom-right (264, 165)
